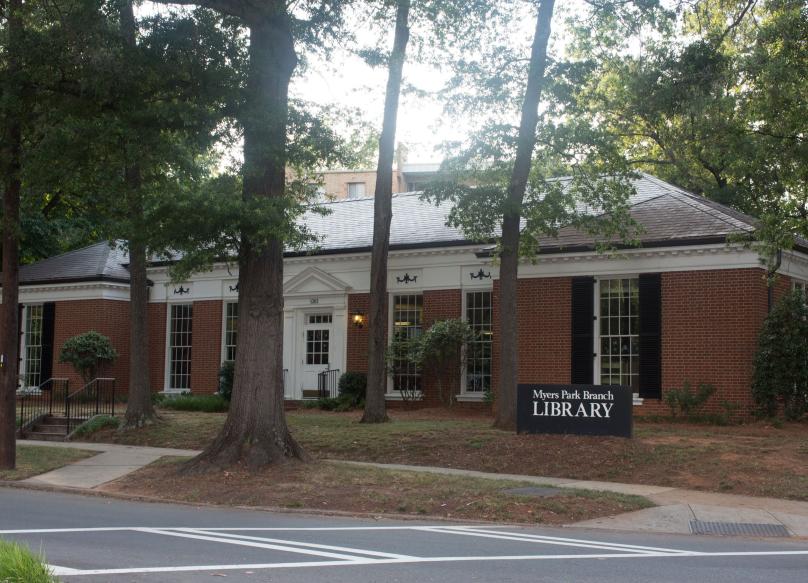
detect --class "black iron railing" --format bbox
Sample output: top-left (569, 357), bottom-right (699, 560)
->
top-left (317, 368), bottom-right (340, 399)
top-left (17, 378), bottom-right (70, 437)
top-left (65, 378), bottom-right (117, 435)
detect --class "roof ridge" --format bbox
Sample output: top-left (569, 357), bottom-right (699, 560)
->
top-left (315, 191), bottom-right (424, 207)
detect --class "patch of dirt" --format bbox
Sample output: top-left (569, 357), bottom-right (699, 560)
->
top-left (84, 408), bottom-right (808, 501)
top-left (102, 458), bottom-right (651, 525)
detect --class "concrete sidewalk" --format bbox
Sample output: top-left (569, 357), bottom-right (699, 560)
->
top-left (20, 440), bottom-right (200, 490)
top-left (336, 460), bottom-right (808, 537)
top-left (14, 442), bottom-right (808, 538)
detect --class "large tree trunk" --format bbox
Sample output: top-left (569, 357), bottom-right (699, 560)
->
top-left (187, 8), bottom-right (305, 469)
top-left (0, 0), bottom-right (23, 470)
top-left (120, 0), bottom-right (156, 430)
top-left (495, 0), bottom-right (555, 430)
top-left (362, 0), bottom-right (411, 424)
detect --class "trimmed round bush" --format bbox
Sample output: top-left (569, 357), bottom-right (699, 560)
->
top-left (58, 331), bottom-right (118, 383)
top-left (338, 372), bottom-right (367, 406)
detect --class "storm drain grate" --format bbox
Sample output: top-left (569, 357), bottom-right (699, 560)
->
top-left (689, 520), bottom-right (790, 537)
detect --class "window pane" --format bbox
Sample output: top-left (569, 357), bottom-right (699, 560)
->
top-left (24, 305), bottom-right (44, 388)
top-left (392, 294), bottom-right (424, 392)
top-left (169, 304), bottom-right (193, 390)
top-left (598, 278), bottom-right (639, 390)
top-left (224, 302), bottom-right (238, 361)
top-left (465, 291), bottom-right (493, 393)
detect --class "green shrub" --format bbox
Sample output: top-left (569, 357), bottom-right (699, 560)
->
top-left (158, 393), bottom-right (229, 413)
top-left (308, 395), bottom-right (359, 412)
top-left (752, 290), bottom-right (808, 420)
top-left (411, 319), bottom-right (477, 405)
top-left (71, 415), bottom-right (120, 438)
top-left (218, 360), bottom-right (235, 401)
top-left (0, 540), bottom-right (57, 583)
top-left (58, 331), bottom-right (118, 383)
top-left (338, 372), bottom-right (366, 406)
top-left (664, 381), bottom-right (716, 418)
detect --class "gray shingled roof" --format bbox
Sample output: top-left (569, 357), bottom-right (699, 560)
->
top-left (19, 242), bottom-right (129, 285)
top-left (15, 174), bottom-right (788, 285)
top-left (299, 172), bottom-right (759, 254)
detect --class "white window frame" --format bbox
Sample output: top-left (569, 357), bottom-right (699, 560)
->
top-left (593, 276), bottom-right (640, 398)
top-left (458, 289), bottom-right (493, 401)
top-left (347, 182), bottom-right (366, 199)
top-left (19, 304), bottom-right (44, 390)
top-left (386, 292), bottom-right (424, 397)
top-left (164, 302), bottom-right (193, 393)
top-left (794, 278), bottom-right (808, 297)
top-left (221, 301), bottom-right (238, 364)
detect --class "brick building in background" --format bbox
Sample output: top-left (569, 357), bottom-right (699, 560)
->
top-left (308, 162), bottom-right (441, 200)
top-left (5, 174), bottom-right (808, 417)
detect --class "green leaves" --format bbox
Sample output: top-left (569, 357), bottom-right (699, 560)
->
top-left (567, 0), bottom-right (808, 254)
top-left (752, 290), bottom-right (808, 420)
top-left (58, 331), bottom-right (118, 384)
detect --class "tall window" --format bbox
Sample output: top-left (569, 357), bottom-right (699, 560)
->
top-left (466, 291), bottom-right (493, 394)
top-left (224, 302), bottom-right (238, 362)
top-left (347, 182), bottom-right (366, 198)
top-left (391, 294), bottom-right (423, 393)
top-left (168, 304), bottom-right (193, 391)
top-left (23, 305), bottom-right (44, 388)
top-left (598, 278), bottom-right (639, 391)
top-left (795, 279), bottom-right (808, 300)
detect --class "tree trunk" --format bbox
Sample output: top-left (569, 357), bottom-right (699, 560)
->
top-left (120, 0), bottom-right (156, 430)
top-left (495, 0), bottom-right (555, 430)
top-left (362, 0), bottom-right (411, 424)
top-left (0, 0), bottom-right (23, 470)
top-left (186, 9), bottom-right (305, 469)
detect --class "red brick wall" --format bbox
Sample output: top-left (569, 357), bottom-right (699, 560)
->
top-left (347, 289), bottom-right (480, 408)
top-left (636, 268), bottom-right (769, 417)
top-left (492, 269), bottom-right (775, 418)
top-left (148, 303), bottom-right (166, 392)
top-left (492, 277), bottom-right (572, 400)
top-left (190, 300), bottom-right (223, 394)
top-left (346, 293), bottom-right (370, 373)
top-left (51, 300), bottom-right (131, 394)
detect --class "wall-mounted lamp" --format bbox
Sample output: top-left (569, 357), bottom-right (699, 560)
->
top-left (351, 312), bottom-right (366, 329)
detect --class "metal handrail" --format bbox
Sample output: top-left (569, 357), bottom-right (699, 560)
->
top-left (17, 378), bottom-right (70, 437)
top-left (317, 368), bottom-right (340, 399)
top-left (65, 377), bottom-right (117, 435)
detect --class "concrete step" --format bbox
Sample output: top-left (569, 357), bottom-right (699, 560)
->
top-left (34, 424), bottom-right (68, 434)
top-left (23, 431), bottom-right (67, 442)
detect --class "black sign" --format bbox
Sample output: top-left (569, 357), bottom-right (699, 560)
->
top-left (517, 384), bottom-right (633, 438)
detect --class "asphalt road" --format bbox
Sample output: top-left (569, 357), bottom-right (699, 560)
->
top-left (1, 488), bottom-right (807, 582)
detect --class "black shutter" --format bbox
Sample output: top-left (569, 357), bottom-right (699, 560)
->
top-left (638, 273), bottom-right (662, 399)
top-left (570, 276), bottom-right (595, 384)
top-left (40, 302), bottom-right (56, 384)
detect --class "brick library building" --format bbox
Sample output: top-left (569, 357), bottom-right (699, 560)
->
top-left (8, 174), bottom-right (808, 417)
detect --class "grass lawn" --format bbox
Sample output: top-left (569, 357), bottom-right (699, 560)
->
top-left (103, 456), bottom-right (652, 525)
top-left (82, 408), bottom-right (808, 501)
top-left (0, 445), bottom-right (95, 481)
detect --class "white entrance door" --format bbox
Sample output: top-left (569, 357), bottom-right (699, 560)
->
top-left (299, 313), bottom-right (333, 397)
